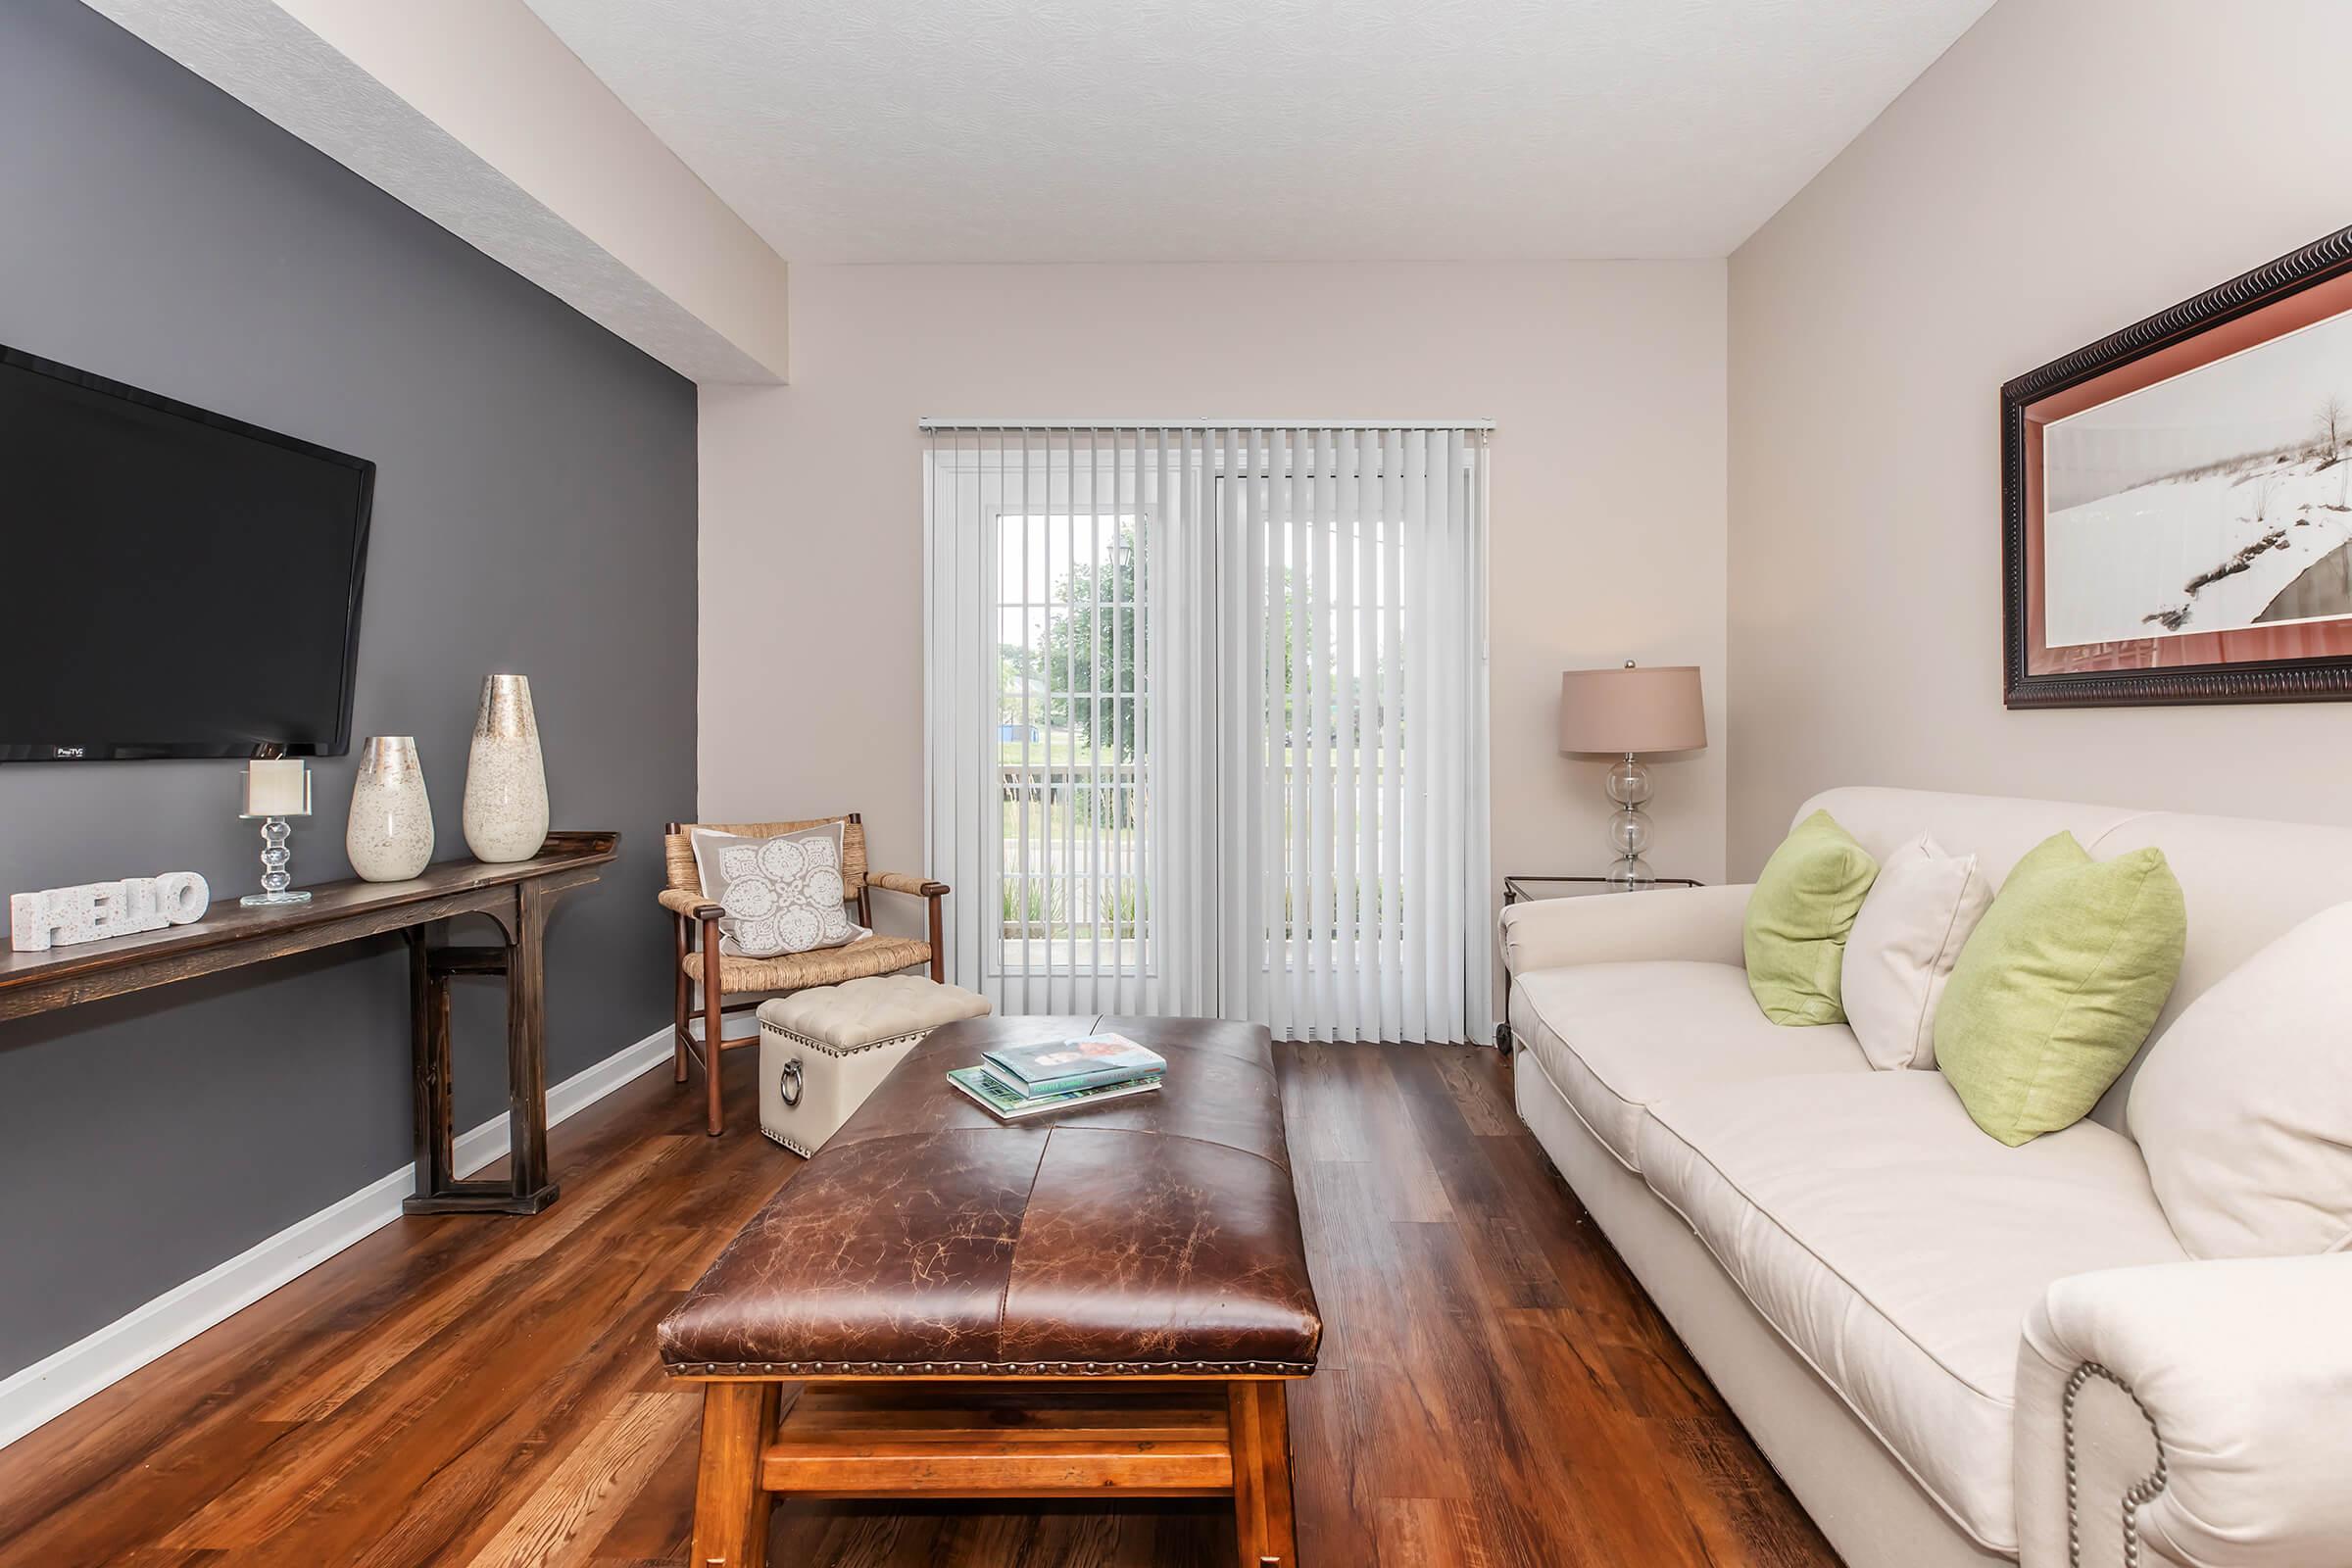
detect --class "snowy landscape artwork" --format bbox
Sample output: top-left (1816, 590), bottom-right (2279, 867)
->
top-left (2042, 308), bottom-right (2352, 647)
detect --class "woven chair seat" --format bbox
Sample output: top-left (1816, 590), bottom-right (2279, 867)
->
top-left (683, 933), bottom-right (934, 995)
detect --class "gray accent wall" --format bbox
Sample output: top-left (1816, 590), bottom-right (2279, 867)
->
top-left (0, 0), bottom-right (697, 1380)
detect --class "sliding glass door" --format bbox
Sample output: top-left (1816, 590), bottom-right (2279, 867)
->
top-left (992, 487), bottom-right (1154, 1013)
top-left (926, 424), bottom-right (1490, 1044)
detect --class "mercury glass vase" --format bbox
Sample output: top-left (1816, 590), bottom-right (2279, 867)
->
top-left (346, 736), bottom-right (434, 882)
top-left (462, 674), bottom-right (549, 863)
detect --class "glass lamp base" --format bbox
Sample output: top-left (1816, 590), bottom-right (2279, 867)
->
top-left (1603, 755), bottom-right (1653, 807)
top-left (239, 813), bottom-right (310, 907)
top-left (1601, 857), bottom-right (1657, 889)
top-left (1599, 756), bottom-right (1660, 888)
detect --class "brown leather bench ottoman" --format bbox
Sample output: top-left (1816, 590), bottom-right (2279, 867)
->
top-left (659, 1015), bottom-right (1322, 1567)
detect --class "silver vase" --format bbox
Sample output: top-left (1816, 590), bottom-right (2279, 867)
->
top-left (347, 736), bottom-right (434, 881)
top-left (462, 674), bottom-right (549, 863)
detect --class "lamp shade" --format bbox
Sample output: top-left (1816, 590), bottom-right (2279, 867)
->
top-left (1558, 663), bottom-right (1707, 756)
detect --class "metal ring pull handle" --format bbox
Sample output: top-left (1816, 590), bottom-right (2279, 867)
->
top-left (779, 1056), bottom-right (804, 1108)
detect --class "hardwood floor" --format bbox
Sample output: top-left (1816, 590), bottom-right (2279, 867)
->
top-left (0, 1042), bottom-right (1838, 1568)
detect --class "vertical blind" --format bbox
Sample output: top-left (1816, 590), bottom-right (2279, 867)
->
top-left (922, 422), bottom-right (1492, 1045)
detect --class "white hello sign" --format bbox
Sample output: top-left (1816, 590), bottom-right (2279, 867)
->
top-left (10, 872), bottom-right (211, 953)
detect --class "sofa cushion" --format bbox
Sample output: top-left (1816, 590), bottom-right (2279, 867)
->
top-left (1935, 831), bottom-right (2185, 1147)
top-left (1839, 833), bottom-right (1992, 1070)
top-left (2128, 902), bottom-right (2352, 1259)
top-left (1638, 1071), bottom-right (2188, 1553)
top-left (1743, 809), bottom-right (1881, 1025)
top-left (1508, 961), bottom-right (1868, 1171)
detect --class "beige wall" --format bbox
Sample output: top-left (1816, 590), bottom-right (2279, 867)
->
top-left (1728, 0), bottom-right (2352, 874)
top-left (701, 261), bottom-right (1728, 948)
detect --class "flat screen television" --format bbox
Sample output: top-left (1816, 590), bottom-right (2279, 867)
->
top-left (0, 344), bottom-right (374, 761)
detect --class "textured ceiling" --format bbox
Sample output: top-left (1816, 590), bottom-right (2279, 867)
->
top-left (520, 0), bottom-right (1993, 264)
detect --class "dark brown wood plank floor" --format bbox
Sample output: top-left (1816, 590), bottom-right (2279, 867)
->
top-left (0, 1043), bottom-right (1838, 1568)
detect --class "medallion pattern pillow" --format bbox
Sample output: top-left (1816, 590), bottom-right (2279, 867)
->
top-left (690, 823), bottom-right (864, 959)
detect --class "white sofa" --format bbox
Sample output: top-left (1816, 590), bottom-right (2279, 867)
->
top-left (1499, 786), bottom-right (2352, 1568)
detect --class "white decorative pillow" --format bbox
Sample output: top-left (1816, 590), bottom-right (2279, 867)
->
top-left (2128, 903), bottom-right (2352, 1260)
top-left (690, 823), bottom-right (865, 959)
top-left (1838, 833), bottom-right (1992, 1070)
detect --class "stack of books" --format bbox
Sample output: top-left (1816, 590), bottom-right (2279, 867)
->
top-left (947, 1032), bottom-right (1167, 1121)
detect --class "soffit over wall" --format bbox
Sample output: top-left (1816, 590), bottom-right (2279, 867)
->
top-left (78, 0), bottom-right (790, 383)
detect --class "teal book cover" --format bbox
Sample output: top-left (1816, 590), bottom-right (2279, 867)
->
top-left (981, 1032), bottom-right (1167, 1094)
top-left (947, 1065), bottom-right (1163, 1122)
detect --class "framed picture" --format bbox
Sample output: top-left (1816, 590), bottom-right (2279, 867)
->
top-left (2004, 225), bottom-right (2352, 707)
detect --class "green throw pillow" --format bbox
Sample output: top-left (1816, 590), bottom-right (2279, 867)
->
top-left (1744, 810), bottom-right (1879, 1025)
top-left (1933, 832), bottom-right (2185, 1147)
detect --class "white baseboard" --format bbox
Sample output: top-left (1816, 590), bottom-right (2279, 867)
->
top-left (0, 1025), bottom-right (674, 1451)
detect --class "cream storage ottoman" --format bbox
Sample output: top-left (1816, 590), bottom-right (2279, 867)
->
top-left (755, 976), bottom-right (991, 1154)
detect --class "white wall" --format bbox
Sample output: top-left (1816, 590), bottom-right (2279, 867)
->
top-left (701, 261), bottom-right (1728, 983)
top-left (1728, 0), bottom-right (2352, 873)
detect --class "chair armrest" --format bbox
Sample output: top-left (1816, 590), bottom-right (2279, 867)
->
top-left (1497, 883), bottom-right (1752, 975)
top-left (659, 887), bottom-right (724, 920)
top-left (2014, 1255), bottom-right (2352, 1568)
top-left (867, 870), bottom-right (950, 898)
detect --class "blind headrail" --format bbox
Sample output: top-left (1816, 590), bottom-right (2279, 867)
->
top-left (918, 417), bottom-right (1494, 432)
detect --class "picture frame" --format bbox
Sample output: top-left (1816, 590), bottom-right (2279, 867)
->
top-left (2003, 224), bottom-right (2352, 708)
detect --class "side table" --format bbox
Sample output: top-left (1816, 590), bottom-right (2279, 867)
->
top-left (1496, 874), bottom-right (1704, 1052)
top-left (0, 831), bottom-right (619, 1214)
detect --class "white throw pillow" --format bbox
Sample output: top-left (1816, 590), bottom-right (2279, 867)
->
top-left (690, 823), bottom-right (866, 959)
top-left (1838, 833), bottom-right (1992, 1070)
top-left (2128, 903), bottom-right (2352, 1259)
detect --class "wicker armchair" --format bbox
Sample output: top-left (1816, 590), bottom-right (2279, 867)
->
top-left (662, 813), bottom-right (947, 1136)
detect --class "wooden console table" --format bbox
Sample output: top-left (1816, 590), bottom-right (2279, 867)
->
top-left (0, 830), bottom-right (619, 1214)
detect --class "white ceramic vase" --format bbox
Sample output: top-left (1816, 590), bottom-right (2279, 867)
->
top-left (462, 674), bottom-right (549, 863)
top-left (346, 736), bottom-right (434, 881)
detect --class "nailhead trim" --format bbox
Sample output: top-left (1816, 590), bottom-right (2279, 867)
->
top-left (664, 1356), bottom-right (1316, 1378)
top-left (757, 1019), bottom-right (941, 1058)
top-left (2063, 1361), bottom-right (2168, 1568)
top-left (756, 1126), bottom-right (814, 1157)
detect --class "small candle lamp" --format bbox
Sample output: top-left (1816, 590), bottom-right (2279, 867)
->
top-left (239, 758), bottom-right (314, 906)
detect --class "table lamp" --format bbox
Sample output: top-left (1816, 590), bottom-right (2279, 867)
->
top-left (239, 757), bottom-right (314, 906)
top-left (1557, 662), bottom-right (1707, 887)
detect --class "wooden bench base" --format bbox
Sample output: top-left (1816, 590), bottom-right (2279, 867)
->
top-left (687, 1376), bottom-right (1300, 1567)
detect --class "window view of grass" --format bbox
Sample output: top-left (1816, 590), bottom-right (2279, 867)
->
top-left (999, 517), bottom-right (1145, 955)
top-left (996, 511), bottom-right (1400, 964)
